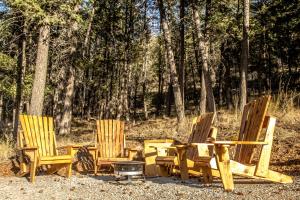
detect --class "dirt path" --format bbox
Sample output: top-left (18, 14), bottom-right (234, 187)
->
top-left (0, 175), bottom-right (299, 200)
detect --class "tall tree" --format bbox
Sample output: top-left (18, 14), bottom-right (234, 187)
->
top-left (29, 24), bottom-right (50, 115)
top-left (191, 0), bottom-right (216, 113)
top-left (157, 0), bottom-right (185, 123)
top-left (56, 4), bottom-right (80, 135)
top-left (179, 0), bottom-right (185, 109)
top-left (13, 19), bottom-right (27, 138)
top-left (239, 0), bottom-right (249, 111)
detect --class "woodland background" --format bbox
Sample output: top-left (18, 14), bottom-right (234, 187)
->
top-left (0, 0), bottom-right (299, 143)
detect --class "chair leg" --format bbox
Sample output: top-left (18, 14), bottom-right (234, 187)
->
top-left (92, 150), bottom-right (98, 175)
top-left (66, 163), bottom-right (72, 178)
top-left (202, 166), bottom-right (213, 184)
top-left (177, 148), bottom-right (189, 180)
top-left (94, 164), bottom-right (98, 175)
top-left (215, 145), bottom-right (234, 192)
top-left (30, 159), bottom-right (37, 183)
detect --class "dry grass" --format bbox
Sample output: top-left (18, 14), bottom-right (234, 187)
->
top-left (0, 140), bottom-right (14, 161)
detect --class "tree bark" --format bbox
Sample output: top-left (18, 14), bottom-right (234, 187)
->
top-left (13, 20), bottom-right (27, 139)
top-left (58, 67), bottom-right (75, 135)
top-left (191, 0), bottom-right (216, 113)
top-left (0, 93), bottom-right (3, 122)
top-left (192, 31), bottom-right (206, 114)
top-left (239, 0), bottom-right (249, 111)
top-left (57, 5), bottom-right (80, 134)
top-left (156, 39), bottom-right (164, 115)
top-left (142, 0), bottom-right (149, 120)
top-left (200, 68), bottom-right (207, 114)
top-left (179, 0), bottom-right (185, 109)
top-left (29, 25), bottom-right (50, 115)
top-left (158, 0), bottom-right (185, 123)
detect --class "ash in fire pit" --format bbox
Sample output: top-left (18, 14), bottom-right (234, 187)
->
top-left (113, 161), bottom-right (145, 183)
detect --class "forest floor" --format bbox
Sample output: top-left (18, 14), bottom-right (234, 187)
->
top-left (0, 108), bottom-right (299, 199)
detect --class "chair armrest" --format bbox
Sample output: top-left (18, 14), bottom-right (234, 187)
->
top-left (86, 146), bottom-right (97, 150)
top-left (124, 147), bottom-right (139, 152)
top-left (212, 141), bottom-right (268, 146)
top-left (190, 143), bottom-right (215, 158)
top-left (148, 146), bottom-right (177, 156)
top-left (17, 147), bottom-right (38, 161)
top-left (174, 144), bottom-right (189, 149)
top-left (57, 145), bottom-right (96, 156)
top-left (17, 147), bottom-right (38, 151)
top-left (124, 148), bottom-right (139, 160)
top-left (148, 146), bottom-right (176, 150)
top-left (57, 145), bottom-right (83, 150)
top-left (190, 143), bottom-right (214, 147)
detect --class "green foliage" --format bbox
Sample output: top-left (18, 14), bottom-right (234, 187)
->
top-left (5, 0), bottom-right (83, 25)
top-left (0, 0), bottom-right (299, 122)
top-left (0, 53), bottom-right (16, 97)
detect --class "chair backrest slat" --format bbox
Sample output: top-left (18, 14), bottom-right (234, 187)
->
top-left (23, 116), bottom-right (34, 147)
top-left (108, 120), bottom-right (113, 157)
top-left (96, 120), bottom-right (102, 158)
top-left (19, 116), bottom-right (30, 146)
top-left (234, 96), bottom-right (271, 164)
top-left (186, 113), bottom-right (215, 160)
top-left (96, 119), bottom-right (125, 158)
top-left (19, 115), bottom-right (57, 158)
top-left (115, 120), bottom-right (121, 157)
top-left (32, 116), bottom-right (42, 157)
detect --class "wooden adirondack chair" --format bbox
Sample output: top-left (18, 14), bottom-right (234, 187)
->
top-left (18, 114), bottom-right (77, 183)
top-left (196, 96), bottom-right (293, 191)
top-left (144, 139), bottom-right (175, 177)
top-left (90, 119), bottom-right (138, 174)
top-left (155, 112), bottom-right (216, 180)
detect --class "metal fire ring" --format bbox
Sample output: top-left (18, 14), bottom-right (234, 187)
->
top-left (113, 161), bottom-right (145, 183)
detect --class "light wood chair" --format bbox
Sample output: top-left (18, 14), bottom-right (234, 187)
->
top-left (18, 114), bottom-right (77, 182)
top-left (194, 96), bottom-right (293, 191)
top-left (89, 119), bottom-right (138, 174)
top-left (144, 139), bottom-right (175, 177)
top-left (155, 113), bottom-right (216, 180)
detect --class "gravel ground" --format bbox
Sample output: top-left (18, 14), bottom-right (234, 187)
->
top-left (0, 175), bottom-right (299, 200)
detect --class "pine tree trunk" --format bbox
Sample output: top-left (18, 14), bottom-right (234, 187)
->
top-left (192, 31), bottom-right (206, 114)
top-left (200, 69), bottom-right (207, 114)
top-left (239, 0), bottom-right (249, 111)
top-left (190, 60), bottom-right (198, 107)
top-left (0, 93), bottom-right (3, 122)
top-left (225, 62), bottom-right (233, 110)
top-left (156, 41), bottom-right (164, 115)
top-left (179, 0), bottom-right (185, 110)
top-left (57, 5), bottom-right (79, 134)
top-left (191, 0), bottom-right (216, 113)
top-left (142, 0), bottom-right (149, 120)
top-left (142, 48), bottom-right (149, 120)
top-left (158, 0), bottom-right (185, 123)
top-left (29, 25), bottom-right (50, 115)
top-left (58, 67), bottom-right (75, 135)
top-left (13, 20), bottom-right (27, 139)
top-left (53, 67), bottom-right (66, 130)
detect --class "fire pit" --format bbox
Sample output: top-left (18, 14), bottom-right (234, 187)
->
top-left (113, 161), bottom-right (145, 183)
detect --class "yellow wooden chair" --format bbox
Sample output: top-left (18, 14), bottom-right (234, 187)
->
top-left (18, 114), bottom-right (77, 182)
top-left (89, 119), bottom-right (138, 174)
top-left (144, 139), bottom-right (175, 177)
top-left (154, 112), bottom-right (216, 181)
top-left (194, 96), bottom-right (293, 191)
